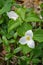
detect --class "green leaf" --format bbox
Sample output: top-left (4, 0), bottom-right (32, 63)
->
top-left (2, 36), bottom-right (8, 46)
top-left (0, 19), bottom-right (3, 24)
top-left (16, 7), bottom-right (26, 20)
top-left (20, 56), bottom-right (30, 64)
top-left (8, 18), bottom-right (23, 32)
top-left (13, 32), bottom-right (18, 39)
top-left (0, 0), bottom-right (12, 15)
top-left (40, 3), bottom-right (43, 8)
top-left (6, 31), bottom-right (15, 39)
top-left (32, 58), bottom-right (40, 64)
top-left (13, 47), bottom-right (21, 54)
top-left (20, 44), bottom-right (32, 54)
top-left (20, 60), bottom-right (27, 65)
top-left (0, 0), bottom-right (5, 7)
top-left (2, 36), bottom-right (10, 52)
top-left (40, 3), bottom-right (43, 17)
top-left (17, 23), bottom-right (32, 36)
top-left (9, 39), bottom-right (15, 43)
top-left (5, 53), bottom-right (13, 60)
top-left (41, 10), bottom-right (43, 17)
top-left (25, 11), bottom-right (42, 22)
top-left (20, 56), bottom-right (29, 61)
top-left (33, 29), bottom-right (43, 42)
top-left (5, 46), bottom-right (10, 53)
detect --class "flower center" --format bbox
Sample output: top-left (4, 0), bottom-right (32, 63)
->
top-left (26, 36), bottom-right (30, 40)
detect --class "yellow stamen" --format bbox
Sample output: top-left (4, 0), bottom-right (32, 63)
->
top-left (26, 36), bottom-right (30, 40)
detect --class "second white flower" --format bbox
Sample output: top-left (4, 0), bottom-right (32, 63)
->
top-left (19, 30), bottom-right (35, 48)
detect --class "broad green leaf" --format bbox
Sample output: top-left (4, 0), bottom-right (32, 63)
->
top-left (13, 47), bottom-right (21, 54)
top-left (0, 19), bottom-right (3, 24)
top-left (25, 11), bottom-right (42, 22)
top-left (20, 44), bottom-right (32, 54)
top-left (6, 31), bottom-right (15, 39)
top-left (0, 0), bottom-right (5, 7)
top-left (30, 43), bottom-right (43, 58)
top-left (2, 36), bottom-right (8, 46)
top-left (8, 18), bottom-right (23, 32)
top-left (0, 28), bottom-right (14, 39)
top-left (9, 39), bottom-right (15, 43)
top-left (0, 0), bottom-right (12, 14)
top-left (33, 29), bottom-right (43, 42)
top-left (17, 23), bottom-right (32, 36)
top-left (20, 56), bottom-right (30, 64)
top-left (32, 58), bottom-right (40, 64)
top-left (15, 7), bottom-right (26, 20)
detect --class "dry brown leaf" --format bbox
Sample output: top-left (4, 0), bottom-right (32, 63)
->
top-left (16, 0), bottom-right (42, 8)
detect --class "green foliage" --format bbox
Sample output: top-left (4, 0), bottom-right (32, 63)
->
top-left (8, 18), bottom-right (23, 32)
top-left (2, 36), bottom-right (10, 52)
top-left (0, 0), bottom-right (12, 15)
top-left (25, 11), bottom-right (42, 22)
top-left (15, 7), bottom-right (26, 20)
top-left (33, 29), bottom-right (43, 42)
top-left (41, 10), bottom-right (43, 17)
top-left (2, 36), bottom-right (8, 46)
top-left (19, 44), bottom-right (32, 54)
top-left (17, 22), bottom-right (32, 36)
top-left (0, 19), bottom-right (3, 24)
top-left (32, 58), bottom-right (40, 64)
top-left (13, 47), bottom-right (21, 54)
top-left (0, 0), bottom-right (43, 65)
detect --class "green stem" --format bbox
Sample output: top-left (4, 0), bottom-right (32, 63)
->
top-left (7, 60), bottom-right (9, 65)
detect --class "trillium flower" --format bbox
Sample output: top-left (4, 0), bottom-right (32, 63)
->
top-left (19, 30), bottom-right (35, 48)
top-left (7, 11), bottom-right (18, 20)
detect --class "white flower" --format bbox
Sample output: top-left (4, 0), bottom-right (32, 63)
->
top-left (7, 11), bottom-right (18, 20)
top-left (19, 30), bottom-right (35, 48)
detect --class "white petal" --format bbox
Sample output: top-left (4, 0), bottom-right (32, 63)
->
top-left (25, 30), bottom-right (33, 38)
top-left (7, 11), bottom-right (18, 20)
top-left (27, 40), bottom-right (35, 48)
top-left (39, 15), bottom-right (42, 20)
top-left (19, 36), bottom-right (27, 45)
